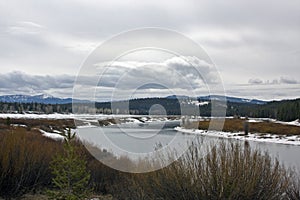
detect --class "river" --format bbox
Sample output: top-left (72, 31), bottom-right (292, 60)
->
top-left (77, 120), bottom-right (300, 171)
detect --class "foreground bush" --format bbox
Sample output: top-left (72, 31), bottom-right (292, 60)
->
top-left (0, 127), bottom-right (62, 197)
top-left (0, 127), bottom-right (126, 198)
top-left (124, 141), bottom-right (298, 200)
top-left (1, 126), bottom-right (299, 199)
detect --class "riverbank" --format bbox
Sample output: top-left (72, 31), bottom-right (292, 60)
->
top-left (0, 114), bottom-right (180, 140)
top-left (176, 118), bottom-right (300, 145)
top-left (194, 118), bottom-right (300, 135)
top-left (1, 114), bottom-right (300, 145)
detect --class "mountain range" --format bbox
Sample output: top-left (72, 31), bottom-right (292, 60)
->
top-left (0, 94), bottom-right (299, 122)
top-left (0, 94), bottom-right (266, 105)
top-left (0, 94), bottom-right (89, 104)
top-left (166, 95), bottom-right (266, 105)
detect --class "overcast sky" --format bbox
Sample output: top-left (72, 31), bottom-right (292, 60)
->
top-left (0, 0), bottom-right (299, 101)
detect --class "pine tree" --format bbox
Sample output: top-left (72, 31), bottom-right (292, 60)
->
top-left (48, 129), bottom-right (91, 200)
top-left (6, 117), bottom-right (11, 127)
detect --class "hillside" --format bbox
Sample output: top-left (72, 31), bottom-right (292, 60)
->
top-left (0, 94), bottom-right (299, 122)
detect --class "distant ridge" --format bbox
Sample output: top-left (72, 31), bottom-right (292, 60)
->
top-left (0, 94), bottom-right (299, 122)
top-left (167, 95), bottom-right (266, 105)
top-left (0, 94), bottom-right (89, 104)
top-left (0, 94), bottom-right (266, 105)
top-left (198, 95), bottom-right (266, 105)
top-left (166, 95), bottom-right (190, 100)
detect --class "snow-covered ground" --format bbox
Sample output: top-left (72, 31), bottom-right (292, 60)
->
top-left (2, 113), bottom-right (299, 145)
top-left (11, 124), bottom-right (27, 127)
top-left (0, 113), bottom-right (110, 119)
top-left (246, 118), bottom-right (300, 126)
top-left (0, 113), bottom-right (176, 121)
top-left (175, 127), bottom-right (300, 145)
top-left (39, 129), bottom-right (78, 140)
top-left (39, 129), bottom-right (64, 140)
top-left (275, 119), bottom-right (300, 126)
top-left (184, 100), bottom-right (209, 106)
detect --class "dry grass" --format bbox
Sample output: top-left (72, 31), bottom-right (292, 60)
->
top-left (97, 118), bottom-right (118, 126)
top-left (0, 118), bottom-right (75, 132)
top-left (190, 118), bottom-right (300, 135)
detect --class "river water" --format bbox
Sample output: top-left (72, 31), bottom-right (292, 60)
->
top-left (77, 120), bottom-right (300, 171)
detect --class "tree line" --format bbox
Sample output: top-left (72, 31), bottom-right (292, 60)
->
top-left (226, 99), bottom-right (300, 121)
top-left (0, 98), bottom-right (299, 122)
top-left (0, 102), bottom-right (72, 114)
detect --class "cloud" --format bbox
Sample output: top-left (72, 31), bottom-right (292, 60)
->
top-left (0, 0), bottom-right (299, 100)
top-left (280, 76), bottom-right (298, 84)
top-left (6, 21), bottom-right (45, 35)
top-left (0, 56), bottom-right (218, 99)
top-left (0, 71), bottom-right (75, 95)
top-left (224, 83), bottom-right (300, 101)
top-left (92, 56), bottom-right (219, 91)
top-left (248, 78), bottom-right (263, 84)
top-left (0, 71), bottom-right (299, 102)
top-left (248, 76), bottom-right (299, 85)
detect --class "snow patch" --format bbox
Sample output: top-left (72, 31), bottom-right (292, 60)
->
top-left (39, 129), bottom-right (64, 140)
top-left (175, 127), bottom-right (300, 146)
top-left (0, 113), bottom-right (110, 120)
top-left (275, 119), bottom-right (300, 127)
top-left (11, 124), bottom-right (27, 127)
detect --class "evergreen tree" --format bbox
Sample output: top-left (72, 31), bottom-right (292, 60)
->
top-left (48, 129), bottom-right (91, 200)
top-left (6, 117), bottom-right (11, 127)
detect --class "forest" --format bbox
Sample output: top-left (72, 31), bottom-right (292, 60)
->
top-left (0, 97), bottom-right (299, 122)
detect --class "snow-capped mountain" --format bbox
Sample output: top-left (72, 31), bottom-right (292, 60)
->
top-left (166, 95), bottom-right (190, 99)
top-left (198, 95), bottom-right (266, 105)
top-left (167, 95), bottom-right (266, 105)
top-left (0, 94), bottom-right (88, 104)
top-left (0, 94), bottom-right (266, 105)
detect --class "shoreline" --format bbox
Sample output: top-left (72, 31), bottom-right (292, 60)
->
top-left (175, 127), bottom-right (300, 146)
top-left (1, 114), bottom-right (299, 145)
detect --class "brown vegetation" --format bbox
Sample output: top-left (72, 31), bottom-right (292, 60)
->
top-left (123, 141), bottom-right (298, 200)
top-left (1, 119), bottom-right (300, 199)
top-left (97, 118), bottom-right (118, 126)
top-left (0, 118), bottom-right (75, 133)
top-left (0, 127), bottom-right (62, 197)
top-left (190, 118), bottom-right (300, 135)
top-left (0, 123), bottom-right (131, 199)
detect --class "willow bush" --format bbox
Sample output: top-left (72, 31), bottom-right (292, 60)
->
top-left (0, 127), bottom-right (62, 198)
top-left (122, 141), bottom-right (298, 200)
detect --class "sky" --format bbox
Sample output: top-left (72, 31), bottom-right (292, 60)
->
top-left (0, 0), bottom-right (299, 101)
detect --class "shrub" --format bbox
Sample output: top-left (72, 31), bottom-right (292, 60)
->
top-left (286, 172), bottom-right (300, 200)
top-left (1, 123), bottom-right (299, 199)
top-left (0, 125), bottom-right (128, 198)
top-left (126, 140), bottom-right (295, 200)
top-left (0, 127), bottom-right (62, 197)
